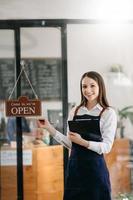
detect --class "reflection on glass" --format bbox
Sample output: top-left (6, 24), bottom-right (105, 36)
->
top-left (20, 27), bottom-right (63, 200)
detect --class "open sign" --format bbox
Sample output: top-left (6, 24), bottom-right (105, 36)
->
top-left (5, 96), bottom-right (41, 117)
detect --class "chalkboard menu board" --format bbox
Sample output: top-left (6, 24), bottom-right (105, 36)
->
top-left (0, 58), bottom-right (62, 100)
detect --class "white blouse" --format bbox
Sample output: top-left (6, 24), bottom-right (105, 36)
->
top-left (53, 104), bottom-right (117, 155)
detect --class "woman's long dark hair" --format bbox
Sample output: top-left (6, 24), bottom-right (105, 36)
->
top-left (74, 71), bottom-right (109, 116)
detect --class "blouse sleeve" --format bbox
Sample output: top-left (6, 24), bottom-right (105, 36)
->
top-left (53, 107), bottom-right (76, 149)
top-left (88, 108), bottom-right (117, 154)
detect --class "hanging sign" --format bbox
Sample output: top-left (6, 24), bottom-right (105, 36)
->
top-left (5, 96), bottom-right (41, 117)
top-left (5, 61), bottom-right (42, 117)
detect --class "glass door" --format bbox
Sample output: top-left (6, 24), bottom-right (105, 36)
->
top-left (0, 23), bottom-right (67, 200)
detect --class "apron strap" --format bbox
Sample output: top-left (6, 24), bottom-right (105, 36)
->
top-left (99, 107), bottom-right (106, 117)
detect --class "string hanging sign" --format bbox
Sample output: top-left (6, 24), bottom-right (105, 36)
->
top-left (5, 61), bottom-right (41, 117)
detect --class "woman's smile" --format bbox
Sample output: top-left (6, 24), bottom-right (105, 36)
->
top-left (82, 77), bottom-right (99, 103)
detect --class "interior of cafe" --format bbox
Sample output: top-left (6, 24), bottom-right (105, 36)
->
top-left (0, 1), bottom-right (133, 200)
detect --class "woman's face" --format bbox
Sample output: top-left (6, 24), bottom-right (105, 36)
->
top-left (82, 77), bottom-right (99, 104)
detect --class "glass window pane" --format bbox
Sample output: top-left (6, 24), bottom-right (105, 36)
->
top-left (67, 24), bottom-right (133, 199)
top-left (20, 27), bottom-right (64, 200)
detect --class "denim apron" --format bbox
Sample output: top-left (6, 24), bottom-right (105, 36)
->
top-left (63, 111), bottom-right (111, 200)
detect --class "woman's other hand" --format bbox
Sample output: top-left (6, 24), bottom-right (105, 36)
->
top-left (37, 118), bottom-right (49, 128)
top-left (68, 132), bottom-right (89, 148)
top-left (37, 118), bottom-right (56, 136)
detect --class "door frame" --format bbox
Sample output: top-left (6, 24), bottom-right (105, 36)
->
top-left (0, 19), bottom-right (68, 200)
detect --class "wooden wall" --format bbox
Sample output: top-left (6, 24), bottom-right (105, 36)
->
top-left (105, 138), bottom-right (131, 197)
top-left (1, 145), bottom-right (64, 200)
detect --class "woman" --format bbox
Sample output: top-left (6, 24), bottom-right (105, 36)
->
top-left (38, 71), bottom-right (117, 200)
